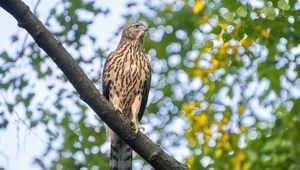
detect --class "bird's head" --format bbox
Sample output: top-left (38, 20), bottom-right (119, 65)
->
top-left (122, 23), bottom-right (148, 42)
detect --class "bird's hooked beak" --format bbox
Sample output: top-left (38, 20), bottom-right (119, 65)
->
top-left (141, 24), bottom-right (148, 32)
top-left (139, 24), bottom-right (148, 40)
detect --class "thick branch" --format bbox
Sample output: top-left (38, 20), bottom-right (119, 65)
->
top-left (0, 0), bottom-right (189, 169)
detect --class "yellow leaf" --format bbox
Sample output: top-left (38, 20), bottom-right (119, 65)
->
top-left (237, 105), bottom-right (245, 115)
top-left (237, 151), bottom-right (245, 161)
top-left (202, 145), bottom-right (209, 153)
top-left (203, 77), bottom-right (209, 84)
top-left (217, 122), bottom-right (225, 133)
top-left (182, 101), bottom-right (200, 116)
top-left (261, 29), bottom-right (269, 38)
top-left (242, 162), bottom-right (251, 170)
top-left (234, 151), bottom-right (245, 170)
top-left (223, 141), bottom-right (231, 150)
top-left (185, 129), bottom-right (198, 144)
top-left (209, 58), bottom-right (219, 72)
top-left (231, 45), bottom-right (238, 54)
top-left (186, 155), bottom-right (194, 168)
top-left (235, 23), bottom-right (242, 30)
top-left (240, 37), bottom-right (252, 47)
top-left (164, 4), bottom-right (172, 12)
top-left (219, 23), bottom-right (228, 30)
top-left (204, 47), bottom-right (212, 52)
top-left (200, 14), bottom-right (209, 23)
top-left (216, 135), bottom-right (223, 142)
top-left (219, 42), bottom-right (229, 55)
top-left (193, 68), bottom-right (203, 77)
top-left (215, 148), bottom-right (223, 158)
top-left (193, 122), bottom-right (202, 132)
top-left (194, 114), bottom-right (208, 127)
top-left (207, 68), bottom-right (215, 74)
top-left (203, 127), bottom-right (212, 136)
top-left (224, 132), bottom-right (229, 140)
top-left (207, 82), bottom-right (216, 94)
top-left (239, 125), bottom-right (247, 133)
top-left (193, 0), bottom-right (205, 14)
top-left (222, 116), bottom-right (230, 124)
top-left (204, 135), bottom-right (210, 144)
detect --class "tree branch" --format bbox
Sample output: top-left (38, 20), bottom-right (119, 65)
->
top-left (0, 0), bottom-right (189, 169)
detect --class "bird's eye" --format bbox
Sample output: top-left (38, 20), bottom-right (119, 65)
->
top-left (134, 24), bottom-right (139, 28)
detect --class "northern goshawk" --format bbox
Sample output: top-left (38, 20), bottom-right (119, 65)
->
top-left (102, 23), bottom-right (151, 170)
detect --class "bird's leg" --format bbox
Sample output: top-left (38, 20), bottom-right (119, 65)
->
top-left (130, 115), bottom-right (139, 133)
top-left (113, 104), bottom-right (123, 113)
top-left (111, 97), bottom-right (123, 113)
top-left (130, 95), bottom-right (145, 133)
top-left (130, 115), bottom-right (145, 133)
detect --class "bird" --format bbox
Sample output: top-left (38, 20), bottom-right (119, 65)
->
top-left (102, 22), bottom-right (151, 170)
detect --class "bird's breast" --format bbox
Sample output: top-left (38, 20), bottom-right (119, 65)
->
top-left (123, 64), bottom-right (139, 77)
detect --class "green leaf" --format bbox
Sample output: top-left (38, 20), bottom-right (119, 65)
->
top-left (212, 26), bottom-right (222, 34)
top-left (7, 103), bottom-right (14, 113)
top-left (30, 121), bottom-right (38, 128)
top-left (19, 78), bottom-right (28, 89)
top-left (223, 0), bottom-right (240, 11)
top-left (291, 99), bottom-right (300, 116)
top-left (262, 6), bottom-right (276, 20)
top-left (24, 93), bottom-right (35, 107)
top-left (16, 94), bottom-right (23, 103)
top-left (237, 6), bottom-right (247, 17)
top-left (1, 52), bottom-right (14, 62)
top-left (204, 40), bottom-right (214, 48)
top-left (222, 33), bottom-right (232, 42)
top-left (278, 0), bottom-right (290, 11)
top-left (237, 30), bottom-right (245, 40)
top-left (0, 119), bottom-right (8, 129)
top-left (26, 111), bottom-right (33, 118)
top-left (223, 12), bottom-right (234, 22)
top-left (42, 114), bottom-right (50, 123)
top-left (244, 26), bottom-right (254, 37)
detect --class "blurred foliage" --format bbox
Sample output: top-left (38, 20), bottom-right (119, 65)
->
top-left (0, 0), bottom-right (300, 170)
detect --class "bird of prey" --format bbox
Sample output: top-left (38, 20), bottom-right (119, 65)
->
top-left (102, 23), bottom-right (151, 170)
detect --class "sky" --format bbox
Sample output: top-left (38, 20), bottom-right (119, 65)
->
top-left (0, 0), bottom-right (131, 169)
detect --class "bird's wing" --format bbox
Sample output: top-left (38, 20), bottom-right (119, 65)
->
top-left (138, 68), bottom-right (151, 121)
top-left (102, 79), bottom-right (110, 100)
top-left (102, 51), bottom-right (114, 100)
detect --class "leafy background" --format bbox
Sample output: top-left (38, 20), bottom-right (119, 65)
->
top-left (0, 0), bottom-right (300, 169)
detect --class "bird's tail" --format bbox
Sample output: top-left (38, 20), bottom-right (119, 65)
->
top-left (110, 131), bottom-right (132, 170)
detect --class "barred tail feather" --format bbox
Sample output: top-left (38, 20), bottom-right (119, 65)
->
top-left (110, 131), bottom-right (132, 170)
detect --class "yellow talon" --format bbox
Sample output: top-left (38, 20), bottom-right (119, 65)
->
top-left (130, 121), bottom-right (144, 133)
